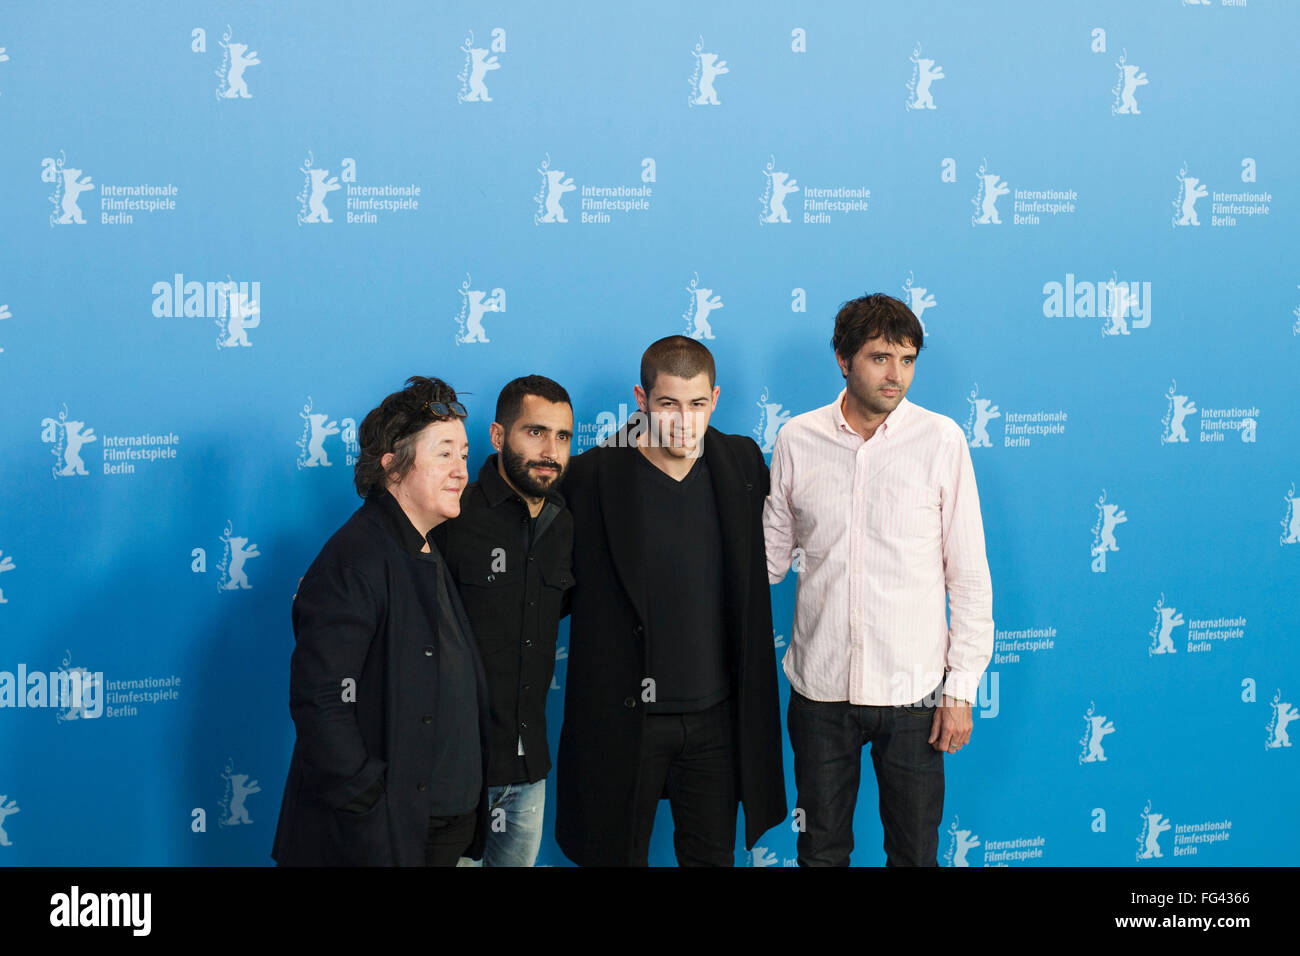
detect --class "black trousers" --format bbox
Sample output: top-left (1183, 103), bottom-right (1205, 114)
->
top-left (425, 811), bottom-right (477, 867)
top-left (628, 698), bottom-right (738, 867)
top-left (787, 687), bottom-right (945, 867)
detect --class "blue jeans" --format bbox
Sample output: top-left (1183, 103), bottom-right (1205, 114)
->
top-left (457, 779), bottom-right (546, 867)
top-left (787, 687), bottom-right (944, 867)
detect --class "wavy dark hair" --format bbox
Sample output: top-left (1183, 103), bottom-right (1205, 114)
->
top-left (354, 376), bottom-right (464, 498)
top-left (831, 293), bottom-right (924, 363)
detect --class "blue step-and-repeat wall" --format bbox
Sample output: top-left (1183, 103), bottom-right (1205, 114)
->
top-left (1, 1), bottom-right (1296, 866)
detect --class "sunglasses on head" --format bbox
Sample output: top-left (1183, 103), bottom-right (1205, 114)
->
top-left (426, 400), bottom-right (468, 419)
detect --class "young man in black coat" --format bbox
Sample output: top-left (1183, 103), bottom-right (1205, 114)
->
top-left (555, 336), bottom-right (787, 866)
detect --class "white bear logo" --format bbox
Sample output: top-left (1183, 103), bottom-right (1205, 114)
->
top-left (458, 31), bottom-right (503, 103)
top-left (217, 29), bottom-right (260, 100)
top-left (1267, 695), bottom-right (1298, 749)
top-left (1112, 53), bottom-right (1148, 116)
top-left (950, 828), bottom-right (980, 867)
top-left (534, 157), bottom-right (576, 224)
top-left (1162, 385), bottom-right (1197, 444)
top-left (761, 160), bottom-right (800, 224)
top-left (217, 287), bottom-right (260, 349)
top-left (304, 414), bottom-right (339, 467)
top-left (224, 773), bottom-right (260, 825)
top-left (59, 420), bottom-right (97, 476)
top-left (301, 167), bottom-right (340, 224)
top-left (219, 526), bottom-right (260, 591)
top-left (964, 384), bottom-right (1000, 448)
top-left (55, 166), bottom-right (95, 225)
top-left (1079, 709), bottom-right (1116, 763)
top-left (1138, 810), bottom-right (1171, 859)
top-left (690, 41), bottom-right (728, 106)
top-left (907, 45), bottom-right (944, 111)
top-left (456, 279), bottom-right (504, 344)
top-left (1102, 281), bottom-right (1132, 336)
top-left (1090, 491), bottom-right (1127, 572)
top-left (298, 397), bottom-right (358, 467)
top-left (1149, 600), bottom-right (1184, 656)
top-left (965, 384), bottom-right (1001, 449)
top-left (465, 48), bottom-right (500, 102)
top-left (463, 290), bottom-right (496, 343)
top-left (972, 168), bottom-right (1009, 225)
top-left (1096, 504), bottom-right (1127, 553)
top-left (757, 401), bottom-right (790, 455)
top-left (0, 796), bottom-right (18, 847)
top-left (1173, 168), bottom-right (1208, 227)
top-left (686, 285), bottom-right (724, 341)
top-left (902, 274), bottom-right (937, 336)
top-left (971, 399), bottom-right (1000, 448)
top-left (543, 169), bottom-right (575, 222)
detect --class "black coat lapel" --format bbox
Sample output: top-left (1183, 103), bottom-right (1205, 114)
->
top-left (702, 428), bottom-right (752, 643)
top-left (596, 423), bottom-right (650, 629)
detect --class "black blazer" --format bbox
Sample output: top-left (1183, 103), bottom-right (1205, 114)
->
top-left (272, 494), bottom-right (491, 866)
top-left (555, 424), bottom-right (787, 865)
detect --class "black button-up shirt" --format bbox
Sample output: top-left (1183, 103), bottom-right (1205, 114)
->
top-left (431, 455), bottom-right (574, 785)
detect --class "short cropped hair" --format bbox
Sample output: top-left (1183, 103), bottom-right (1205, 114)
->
top-left (494, 375), bottom-right (572, 432)
top-left (639, 335), bottom-right (717, 395)
top-left (831, 294), bottom-right (924, 362)
top-left (354, 376), bottom-right (463, 498)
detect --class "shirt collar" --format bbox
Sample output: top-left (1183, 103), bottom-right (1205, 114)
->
top-left (831, 389), bottom-right (914, 440)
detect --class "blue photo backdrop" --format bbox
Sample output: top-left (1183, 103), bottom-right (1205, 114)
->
top-left (0, 0), bottom-right (1296, 866)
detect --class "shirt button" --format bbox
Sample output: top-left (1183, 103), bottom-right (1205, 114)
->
top-left (632, 625), bottom-right (644, 637)
top-left (422, 715), bottom-right (433, 724)
top-left (528, 601), bottom-right (536, 607)
top-left (423, 646), bottom-right (434, 657)
top-left (524, 639), bottom-right (533, 647)
top-left (624, 697), bottom-right (636, 708)
top-left (417, 783), bottom-right (428, 792)
top-left (522, 683), bottom-right (531, 691)
top-left (528, 556), bottom-right (535, 563)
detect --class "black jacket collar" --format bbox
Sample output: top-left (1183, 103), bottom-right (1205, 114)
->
top-left (367, 489), bottom-right (438, 558)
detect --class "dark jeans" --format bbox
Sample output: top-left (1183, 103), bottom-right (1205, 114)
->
top-left (787, 687), bottom-right (944, 867)
top-left (629, 698), bottom-right (738, 866)
top-left (425, 811), bottom-right (477, 867)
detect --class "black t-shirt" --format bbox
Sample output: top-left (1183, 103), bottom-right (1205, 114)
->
top-left (634, 450), bottom-right (730, 713)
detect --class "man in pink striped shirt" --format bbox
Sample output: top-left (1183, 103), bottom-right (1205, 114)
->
top-left (763, 293), bottom-right (994, 866)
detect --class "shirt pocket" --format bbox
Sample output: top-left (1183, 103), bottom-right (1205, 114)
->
top-left (869, 479), bottom-right (942, 554)
top-left (454, 554), bottom-right (514, 646)
top-left (538, 562), bottom-right (575, 643)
